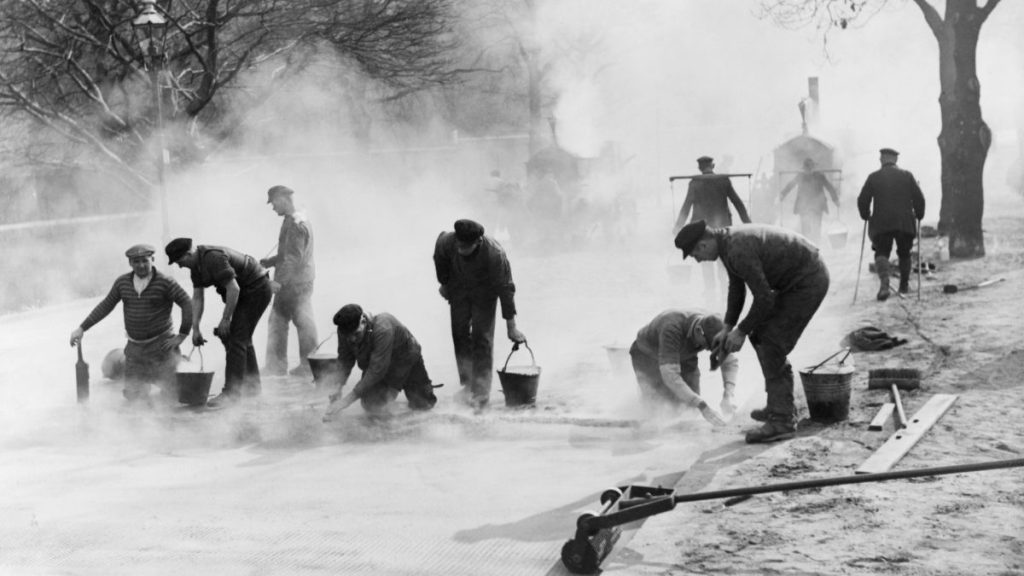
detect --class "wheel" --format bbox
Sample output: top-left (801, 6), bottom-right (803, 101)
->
top-left (600, 487), bottom-right (623, 506)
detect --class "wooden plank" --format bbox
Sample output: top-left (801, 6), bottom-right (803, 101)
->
top-left (856, 394), bottom-right (958, 474)
top-left (868, 403), bottom-right (895, 431)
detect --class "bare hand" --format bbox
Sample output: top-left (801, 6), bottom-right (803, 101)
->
top-left (215, 318), bottom-right (232, 339)
top-left (438, 285), bottom-right (449, 300)
top-left (192, 330), bottom-right (207, 347)
top-left (270, 281), bottom-right (281, 295)
top-left (508, 327), bottom-right (526, 344)
top-left (699, 403), bottom-right (728, 427)
top-left (69, 327), bottom-right (84, 347)
top-left (259, 257), bottom-right (273, 268)
top-left (720, 394), bottom-right (737, 418)
top-left (723, 328), bottom-right (747, 354)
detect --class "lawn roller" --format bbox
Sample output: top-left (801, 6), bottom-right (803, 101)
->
top-left (560, 457), bottom-right (1024, 574)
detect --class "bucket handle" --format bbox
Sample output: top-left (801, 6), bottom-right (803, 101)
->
top-left (501, 341), bottom-right (536, 372)
top-left (186, 345), bottom-right (206, 371)
top-left (806, 347), bottom-right (852, 374)
top-left (310, 332), bottom-right (336, 354)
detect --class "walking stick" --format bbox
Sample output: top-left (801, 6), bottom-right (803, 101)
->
top-left (916, 219), bottom-right (922, 300)
top-left (853, 220), bottom-right (867, 305)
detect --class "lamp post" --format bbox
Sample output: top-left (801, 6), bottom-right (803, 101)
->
top-left (132, 0), bottom-right (170, 243)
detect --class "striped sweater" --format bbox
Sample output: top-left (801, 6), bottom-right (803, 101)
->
top-left (80, 269), bottom-right (193, 340)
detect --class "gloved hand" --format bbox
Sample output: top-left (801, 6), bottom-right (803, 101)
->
top-left (720, 393), bottom-right (737, 418)
top-left (698, 401), bottom-right (728, 427)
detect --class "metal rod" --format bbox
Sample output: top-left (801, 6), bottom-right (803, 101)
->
top-left (669, 173), bottom-right (752, 182)
top-left (916, 219), bottom-right (922, 301)
top-left (618, 458), bottom-right (1024, 508)
top-left (853, 220), bottom-right (868, 304)
top-left (890, 384), bottom-right (908, 429)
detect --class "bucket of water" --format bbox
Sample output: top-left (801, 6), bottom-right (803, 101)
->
top-left (497, 342), bottom-right (541, 407)
top-left (307, 334), bottom-right (340, 388)
top-left (826, 222), bottom-right (848, 250)
top-left (308, 354), bottom-right (340, 388)
top-left (177, 347), bottom-right (214, 407)
top-left (799, 348), bottom-right (854, 422)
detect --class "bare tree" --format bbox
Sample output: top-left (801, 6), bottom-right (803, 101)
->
top-left (761, 0), bottom-right (1003, 258)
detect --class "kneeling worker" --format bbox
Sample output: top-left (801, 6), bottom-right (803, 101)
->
top-left (323, 304), bottom-right (439, 421)
top-left (675, 219), bottom-right (830, 443)
top-left (631, 310), bottom-right (736, 426)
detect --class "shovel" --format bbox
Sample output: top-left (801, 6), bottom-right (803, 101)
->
top-left (942, 277), bottom-right (1005, 294)
top-left (76, 342), bottom-right (89, 403)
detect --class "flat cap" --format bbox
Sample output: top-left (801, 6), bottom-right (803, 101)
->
top-left (674, 219), bottom-right (707, 258)
top-left (165, 237), bottom-right (192, 264)
top-left (879, 148), bottom-right (899, 156)
top-left (333, 304), bottom-right (364, 334)
top-left (267, 185), bottom-right (295, 203)
top-left (454, 219), bottom-right (485, 243)
top-left (125, 243), bottom-right (155, 258)
top-left (696, 155), bottom-right (714, 165)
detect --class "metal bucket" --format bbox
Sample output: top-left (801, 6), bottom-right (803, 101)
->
top-left (799, 349), bottom-right (854, 422)
top-left (177, 347), bottom-right (214, 407)
top-left (308, 354), bottom-right (340, 388)
top-left (497, 343), bottom-right (541, 407)
top-left (827, 222), bottom-right (849, 250)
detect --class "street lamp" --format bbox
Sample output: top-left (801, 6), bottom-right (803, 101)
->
top-left (132, 0), bottom-right (170, 243)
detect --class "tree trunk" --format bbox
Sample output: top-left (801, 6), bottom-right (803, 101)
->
top-left (933, 1), bottom-right (991, 258)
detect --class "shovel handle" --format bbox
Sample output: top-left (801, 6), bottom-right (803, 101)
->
top-left (501, 341), bottom-right (536, 372)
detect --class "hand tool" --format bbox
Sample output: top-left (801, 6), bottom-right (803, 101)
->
top-left (561, 458), bottom-right (1024, 574)
top-left (942, 277), bottom-right (1005, 294)
top-left (853, 220), bottom-right (867, 304)
top-left (75, 342), bottom-right (89, 403)
top-left (867, 368), bottom-right (921, 391)
top-left (890, 383), bottom-right (907, 429)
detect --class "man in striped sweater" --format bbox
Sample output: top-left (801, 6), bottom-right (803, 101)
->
top-left (70, 244), bottom-right (192, 403)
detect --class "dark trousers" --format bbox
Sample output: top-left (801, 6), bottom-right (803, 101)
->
top-left (359, 355), bottom-right (438, 414)
top-left (222, 278), bottom-right (273, 396)
top-left (629, 341), bottom-right (699, 409)
top-left (265, 283), bottom-right (318, 374)
top-left (871, 231), bottom-right (916, 260)
top-left (749, 260), bottom-right (830, 424)
top-left (123, 332), bottom-right (181, 400)
top-left (449, 294), bottom-right (498, 403)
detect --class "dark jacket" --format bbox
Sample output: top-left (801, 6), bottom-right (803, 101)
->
top-left (190, 245), bottom-right (268, 300)
top-left (676, 174), bottom-right (752, 230)
top-left (715, 225), bottom-right (824, 335)
top-left (337, 312), bottom-right (422, 398)
top-left (266, 211), bottom-right (315, 286)
top-left (857, 163), bottom-right (925, 238)
top-left (433, 233), bottom-right (517, 319)
top-left (780, 171), bottom-right (839, 216)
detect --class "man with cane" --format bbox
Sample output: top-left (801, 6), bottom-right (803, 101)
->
top-left (857, 148), bottom-right (926, 301)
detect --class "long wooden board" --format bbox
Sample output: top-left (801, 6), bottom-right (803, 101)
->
top-left (868, 403), bottom-right (895, 431)
top-left (856, 394), bottom-right (958, 474)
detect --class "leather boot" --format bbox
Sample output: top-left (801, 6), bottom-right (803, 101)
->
top-left (745, 419), bottom-right (797, 444)
top-left (750, 407), bottom-right (769, 422)
top-left (898, 257), bottom-right (912, 294)
top-left (875, 256), bottom-right (891, 301)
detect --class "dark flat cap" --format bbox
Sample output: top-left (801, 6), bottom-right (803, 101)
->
top-left (696, 155), bottom-right (714, 165)
top-left (674, 219), bottom-right (707, 258)
top-left (879, 148), bottom-right (899, 156)
top-left (125, 243), bottom-right (155, 258)
top-left (454, 219), bottom-right (485, 243)
top-left (165, 237), bottom-right (192, 264)
top-left (333, 304), bottom-right (364, 333)
top-left (267, 185), bottom-right (295, 203)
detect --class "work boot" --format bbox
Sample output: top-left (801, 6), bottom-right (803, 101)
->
top-left (206, 390), bottom-right (240, 408)
top-left (875, 256), bottom-right (891, 301)
top-left (749, 407), bottom-right (769, 422)
top-left (744, 420), bottom-right (797, 444)
top-left (898, 257), bottom-right (912, 294)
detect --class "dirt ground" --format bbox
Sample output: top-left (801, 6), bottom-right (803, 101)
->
top-left (619, 195), bottom-right (1024, 575)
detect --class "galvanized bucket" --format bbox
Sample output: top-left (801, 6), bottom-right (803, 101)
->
top-left (497, 342), bottom-right (541, 407)
top-left (799, 348), bottom-right (854, 422)
top-left (177, 347), bottom-right (214, 407)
